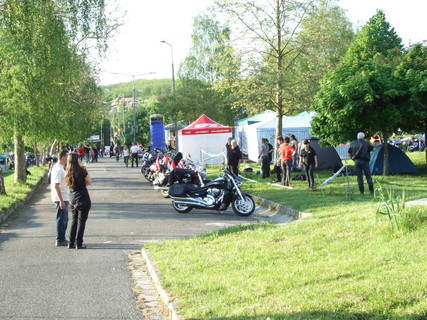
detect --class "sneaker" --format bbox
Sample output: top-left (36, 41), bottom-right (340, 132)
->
top-left (76, 244), bottom-right (87, 249)
top-left (55, 240), bottom-right (68, 247)
top-left (68, 242), bottom-right (75, 249)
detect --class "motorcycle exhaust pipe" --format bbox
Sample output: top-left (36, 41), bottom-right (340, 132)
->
top-left (153, 186), bottom-right (169, 191)
top-left (170, 197), bottom-right (214, 207)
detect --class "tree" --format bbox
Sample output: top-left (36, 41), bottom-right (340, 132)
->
top-left (311, 10), bottom-right (404, 175)
top-left (395, 44), bottom-right (427, 165)
top-left (178, 11), bottom-right (240, 126)
top-left (0, 0), bottom-right (114, 183)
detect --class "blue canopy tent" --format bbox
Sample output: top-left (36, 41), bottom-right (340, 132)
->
top-left (370, 144), bottom-right (418, 175)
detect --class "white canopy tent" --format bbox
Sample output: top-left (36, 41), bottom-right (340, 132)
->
top-left (178, 114), bottom-right (232, 164)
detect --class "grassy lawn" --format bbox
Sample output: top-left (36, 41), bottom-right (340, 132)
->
top-left (145, 152), bottom-right (427, 320)
top-left (0, 166), bottom-right (47, 214)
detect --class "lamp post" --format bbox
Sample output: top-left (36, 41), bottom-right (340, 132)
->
top-left (110, 72), bottom-right (156, 142)
top-left (161, 40), bottom-right (178, 150)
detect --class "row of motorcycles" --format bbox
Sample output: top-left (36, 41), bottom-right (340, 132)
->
top-left (140, 149), bottom-right (255, 217)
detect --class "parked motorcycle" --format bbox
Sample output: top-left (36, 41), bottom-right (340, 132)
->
top-left (168, 167), bottom-right (255, 216)
top-left (153, 157), bottom-right (207, 198)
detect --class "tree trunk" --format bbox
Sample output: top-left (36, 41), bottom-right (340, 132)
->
top-left (49, 140), bottom-right (58, 157)
top-left (14, 135), bottom-right (27, 184)
top-left (382, 131), bottom-right (389, 176)
top-left (0, 169), bottom-right (6, 195)
top-left (273, 0), bottom-right (283, 162)
top-left (33, 143), bottom-right (39, 167)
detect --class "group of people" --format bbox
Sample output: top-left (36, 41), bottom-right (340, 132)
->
top-left (111, 142), bottom-right (142, 168)
top-left (76, 145), bottom-right (104, 163)
top-left (51, 149), bottom-right (92, 249)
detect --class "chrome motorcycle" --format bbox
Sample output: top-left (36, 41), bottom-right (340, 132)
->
top-left (168, 167), bottom-right (255, 216)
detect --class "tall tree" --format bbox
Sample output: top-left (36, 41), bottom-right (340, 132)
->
top-left (178, 11), bottom-right (240, 125)
top-left (311, 10), bottom-right (404, 175)
top-left (215, 0), bottom-right (318, 142)
top-left (395, 44), bottom-right (427, 165)
top-left (0, 0), bottom-right (114, 183)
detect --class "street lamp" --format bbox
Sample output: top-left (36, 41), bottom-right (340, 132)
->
top-left (110, 72), bottom-right (156, 142)
top-left (161, 40), bottom-right (178, 150)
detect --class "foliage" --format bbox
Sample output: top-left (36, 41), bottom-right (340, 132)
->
top-left (311, 10), bottom-right (405, 146)
top-left (177, 11), bottom-right (240, 126)
top-left (375, 186), bottom-right (406, 232)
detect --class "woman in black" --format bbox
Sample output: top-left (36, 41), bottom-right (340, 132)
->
top-left (299, 139), bottom-right (318, 189)
top-left (65, 153), bottom-right (92, 249)
top-left (227, 140), bottom-right (242, 175)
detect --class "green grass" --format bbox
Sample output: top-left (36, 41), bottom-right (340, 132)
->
top-left (0, 166), bottom-right (47, 214)
top-left (145, 152), bottom-right (427, 319)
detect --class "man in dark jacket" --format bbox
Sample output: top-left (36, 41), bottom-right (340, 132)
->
top-left (348, 132), bottom-right (374, 194)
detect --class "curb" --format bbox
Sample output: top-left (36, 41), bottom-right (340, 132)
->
top-left (0, 172), bottom-right (47, 224)
top-left (141, 248), bottom-right (182, 320)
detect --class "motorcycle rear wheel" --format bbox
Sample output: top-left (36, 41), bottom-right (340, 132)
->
top-left (231, 194), bottom-right (255, 216)
top-left (172, 201), bottom-right (193, 213)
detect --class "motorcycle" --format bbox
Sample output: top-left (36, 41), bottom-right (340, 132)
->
top-left (168, 167), bottom-right (255, 216)
top-left (153, 157), bottom-right (207, 198)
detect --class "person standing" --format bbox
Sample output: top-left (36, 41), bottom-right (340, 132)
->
top-left (225, 137), bottom-right (233, 152)
top-left (130, 142), bottom-right (139, 168)
top-left (290, 135), bottom-right (299, 171)
top-left (258, 138), bottom-right (270, 179)
top-left (65, 153), bottom-right (92, 249)
top-left (273, 136), bottom-right (284, 183)
top-left (51, 149), bottom-right (70, 247)
top-left (227, 140), bottom-right (242, 175)
top-left (348, 132), bottom-right (374, 194)
top-left (299, 139), bottom-right (318, 189)
top-left (123, 144), bottom-right (130, 168)
top-left (279, 137), bottom-right (295, 187)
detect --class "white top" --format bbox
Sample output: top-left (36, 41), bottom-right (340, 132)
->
top-left (123, 149), bottom-right (130, 156)
top-left (130, 145), bottom-right (139, 154)
top-left (50, 163), bottom-right (70, 202)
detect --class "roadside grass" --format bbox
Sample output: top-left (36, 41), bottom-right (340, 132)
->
top-left (0, 166), bottom-right (47, 213)
top-left (146, 152), bottom-right (427, 319)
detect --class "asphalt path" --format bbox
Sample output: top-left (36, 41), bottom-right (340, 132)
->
top-left (0, 156), bottom-right (256, 319)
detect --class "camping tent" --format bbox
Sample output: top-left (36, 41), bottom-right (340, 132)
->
top-left (178, 114), bottom-right (232, 164)
top-left (370, 144), bottom-right (418, 175)
top-left (307, 138), bottom-right (343, 170)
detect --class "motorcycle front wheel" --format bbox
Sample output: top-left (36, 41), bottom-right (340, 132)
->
top-left (231, 194), bottom-right (255, 216)
top-left (172, 201), bottom-right (193, 213)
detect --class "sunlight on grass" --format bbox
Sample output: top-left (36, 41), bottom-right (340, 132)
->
top-left (145, 152), bottom-right (427, 319)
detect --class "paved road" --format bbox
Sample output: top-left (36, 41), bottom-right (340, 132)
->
top-left (0, 156), bottom-right (256, 319)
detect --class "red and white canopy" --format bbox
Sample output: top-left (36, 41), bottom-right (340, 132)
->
top-left (179, 114), bottom-right (232, 135)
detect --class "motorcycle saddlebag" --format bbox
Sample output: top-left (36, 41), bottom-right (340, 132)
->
top-left (168, 183), bottom-right (189, 197)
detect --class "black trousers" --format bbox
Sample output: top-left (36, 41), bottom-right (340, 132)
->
top-left (69, 200), bottom-right (91, 246)
top-left (261, 156), bottom-right (270, 178)
top-left (281, 159), bottom-right (292, 186)
top-left (228, 164), bottom-right (239, 175)
top-left (303, 164), bottom-right (315, 188)
top-left (131, 153), bottom-right (138, 167)
top-left (273, 163), bottom-right (282, 182)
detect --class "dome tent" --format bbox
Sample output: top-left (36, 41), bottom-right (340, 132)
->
top-left (370, 144), bottom-right (418, 175)
top-left (178, 114), bottom-right (232, 164)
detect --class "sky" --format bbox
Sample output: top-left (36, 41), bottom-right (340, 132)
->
top-left (98, 0), bottom-right (427, 86)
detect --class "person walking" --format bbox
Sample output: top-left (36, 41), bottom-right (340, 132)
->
top-left (348, 132), bottom-right (374, 194)
top-left (299, 139), bottom-right (318, 189)
top-left (227, 140), bottom-right (242, 175)
top-left (123, 144), bottom-right (130, 168)
top-left (258, 138), bottom-right (270, 179)
top-left (130, 142), bottom-right (139, 168)
top-left (279, 136), bottom-right (295, 187)
top-left (65, 153), bottom-right (92, 249)
top-left (50, 149), bottom-right (70, 247)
